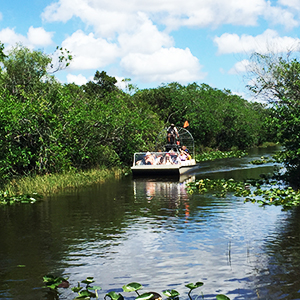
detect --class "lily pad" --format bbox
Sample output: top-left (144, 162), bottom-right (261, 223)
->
top-left (105, 291), bottom-right (124, 300)
top-left (216, 294), bottom-right (230, 300)
top-left (162, 289), bottom-right (180, 298)
top-left (136, 292), bottom-right (154, 300)
top-left (185, 282), bottom-right (204, 290)
top-left (123, 282), bottom-right (143, 292)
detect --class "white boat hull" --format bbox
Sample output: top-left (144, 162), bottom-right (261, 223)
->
top-left (131, 159), bottom-right (198, 176)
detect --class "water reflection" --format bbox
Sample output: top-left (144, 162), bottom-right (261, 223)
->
top-left (1, 146), bottom-right (300, 300)
top-left (251, 206), bottom-right (300, 299)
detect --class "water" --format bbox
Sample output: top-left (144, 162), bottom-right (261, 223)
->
top-left (1, 146), bottom-right (300, 300)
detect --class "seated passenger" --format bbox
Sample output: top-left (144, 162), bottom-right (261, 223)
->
top-left (179, 150), bottom-right (188, 161)
top-left (164, 153), bottom-right (173, 165)
top-left (155, 154), bottom-right (164, 165)
top-left (169, 150), bottom-right (178, 164)
top-left (144, 152), bottom-right (155, 165)
top-left (181, 145), bottom-right (192, 159)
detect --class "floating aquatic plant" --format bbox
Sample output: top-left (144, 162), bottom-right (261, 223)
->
top-left (195, 150), bottom-right (247, 162)
top-left (43, 276), bottom-right (230, 300)
top-left (43, 274), bottom-right (70, 290)
top-left (0, 191), bottom-right (42, 205)
top-left (187, 177), bottom-right (300, 209)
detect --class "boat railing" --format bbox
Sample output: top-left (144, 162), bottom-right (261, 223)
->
top-left (133, 151), bottom-right (192, 167)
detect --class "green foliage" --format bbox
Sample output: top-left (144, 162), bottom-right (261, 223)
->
top-left (70, 276), bottom-right (101, 299)
top-left (0, 191), bottom-right (42, 205)
top-left (0, 42), bottom-right (7, 62)
top-left (0, 44), bottom-right (53, 97)
top-left (185, 282), bottom-right (204, 290)
top-left (123, 282), bottom-right (143, 293)
top-left (162, 290), bottom-right (180, 299)
top-left (43, 274), bottom-right (69, 290)
top-left (43, 277), bottom-right (230, 300)
top-left (136, 293), bottom-right (156, 300)
top-left (247, 52), bottom-right (300, 183)
top-left (187, 176), bottom-right (300, 209)
top-left (249, 156), bottom-right (274, 165)
top-left (216, 296), bottom-right (230, 300)
top-left (0, 42), bottom-right (272, 182)
top-left (195, 150), bottom-right (247, 162)
top-left (83, 70), bottom-right (118, 98)
top-left (105, 291), bottom-right (124, 300)
top-left (134, 82), bottom-right (270, 150)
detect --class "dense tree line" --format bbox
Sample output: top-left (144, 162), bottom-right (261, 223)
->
top-left (133, 82), bottom-right (271, 150)
top-left (0, 43), bottom-right (272, 181)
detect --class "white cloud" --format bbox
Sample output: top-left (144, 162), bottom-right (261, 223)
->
top-left (42, 0), bottom-right (75, 22)
top-left (66, 73), bottom-right (89, 85)
top-left (0, 28), bottom-right (28, 48)
top-left (278, 0), bottom-right (300, 11)
top-left (117, 12), bottom-right (174, 55)
top-left (41, 0), bottom-right (298, 34)
top-left (228, 59), bottom-right (252, 74)
top-left (120, 47), bottom-right (206, 83)
top-left (61, 30), bottom-right (119, 70)
top-left (264, 4), bottom-right (299, 29)
top-left (0, 27), bottom-right (53, 49)
top-left (27, 26), bottom-right (54, 46)
top-left (42, 0), bottom-right (135, 38)
top-left (214, 29), bottom-right (300, 55)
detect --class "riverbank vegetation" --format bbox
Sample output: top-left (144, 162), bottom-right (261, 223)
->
top-left (247, 51), bottom-right (300, 184)
top-left (0, 42), bottom-right (275, 191)
top-left (1, 167), bottom-right (127, 197)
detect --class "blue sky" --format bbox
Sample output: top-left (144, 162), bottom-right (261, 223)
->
top-left (1, 0), bottom-right (300, 99)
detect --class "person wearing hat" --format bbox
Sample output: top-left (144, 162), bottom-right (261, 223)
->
top-left (144, 152), bottom-right (155, 165)
top-left (167, 123), bottom-right (179, 144)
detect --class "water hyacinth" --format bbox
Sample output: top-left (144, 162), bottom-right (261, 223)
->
top-left (195, 150), bottom-right (247, 162)
top-left (186, 178), bottom-right (300, 209)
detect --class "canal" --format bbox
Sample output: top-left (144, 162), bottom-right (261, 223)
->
top-left (1, 146), bottom-right (300, 300)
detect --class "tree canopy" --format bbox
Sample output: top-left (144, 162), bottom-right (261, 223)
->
top-left (247, 52), bottom-right (300, 182)
top-left (0, 43), bottom-right (272, 183)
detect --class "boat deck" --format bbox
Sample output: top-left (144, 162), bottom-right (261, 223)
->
top-left (131, 151), bottom-right (197, 176)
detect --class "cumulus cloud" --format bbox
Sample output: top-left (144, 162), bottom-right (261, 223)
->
top-left (278, 0), bottom-right (300, 11)
top-left (41, 0), bottom-right (298, 34)
top-left (27, 26), bottom-right (54, 46)
top-left (0, 26), bottom-right (53, 49)
top-left (228, 60), bottom-right (252, 74)
top-left (118, 12), bottom-right (174, 54)
top-left (120, 47), bottom-right (206, 83)
top-left (61, 30), bottom-right (119, 70)
top-left (214, 29), bottom-right (300, 55)
top-left (264, 4), bottom-right (299, 29)
top-left (0, 28), bottom-right (27, 48)
top-left (39, 0), bottom-right (300, 86)
top-left (66, 73), bottom-right (89, 85)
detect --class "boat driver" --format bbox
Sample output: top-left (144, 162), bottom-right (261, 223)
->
top-left (167, 124), bottom-right (179, 144)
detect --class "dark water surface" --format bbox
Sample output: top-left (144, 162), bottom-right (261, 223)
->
top-left (1, 146), bottom-right (300, 300)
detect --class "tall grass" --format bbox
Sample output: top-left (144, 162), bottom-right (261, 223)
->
top-left (2, 167), bottom-right (129, 196)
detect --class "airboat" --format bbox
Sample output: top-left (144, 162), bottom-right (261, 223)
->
top-left (131, 127), bottom-right (198, 176)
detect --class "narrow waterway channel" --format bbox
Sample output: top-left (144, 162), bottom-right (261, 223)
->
top-left (1, 146), bottom-right (300, 300)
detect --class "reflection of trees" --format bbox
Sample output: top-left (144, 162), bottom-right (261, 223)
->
top-left (0, 176), bottom-right (195, 298)
top-left (251, 207), bottom-right (300, 299)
